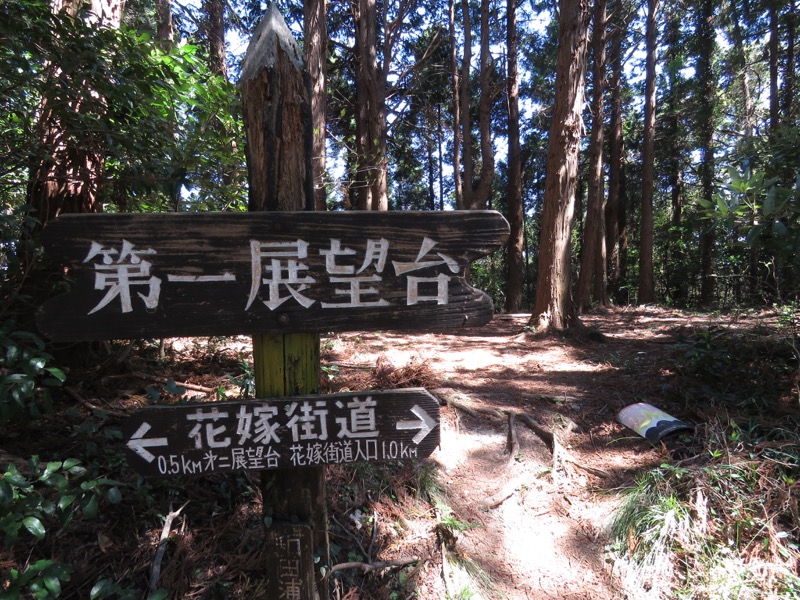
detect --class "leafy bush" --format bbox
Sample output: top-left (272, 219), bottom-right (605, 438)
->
top-left (0, 458), bottom-right (123, 599)
top-left (675, 326), bottom-right (731, 379)
top-left (0, 323), bottom-right (66, 423)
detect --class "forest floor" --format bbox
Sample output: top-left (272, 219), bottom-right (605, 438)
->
top-left (2, 306), bottom-right (798, 599)
top-left (318, 307), bottom-right (734, 599)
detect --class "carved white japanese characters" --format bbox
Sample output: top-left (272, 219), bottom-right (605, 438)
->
top-left (393, 237), bottom-right (461, 305)
top-left (39, 210), bottom-right (509, 340)
top-left (84, 240), bottom-right (160, 314)
top-left (247, 239), bottom-right (316, 310)
top-left (122, 390), bottom-right (440, 477)
top-left (81, 236), bottom-right (463, 315)
top-left (319, 238), bottom-right (389, 308)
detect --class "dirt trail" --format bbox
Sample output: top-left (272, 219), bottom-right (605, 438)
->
top-left (325, 309), bottom-right (714, 598)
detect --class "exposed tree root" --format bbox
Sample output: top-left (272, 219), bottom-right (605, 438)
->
top-left (438, 390), bottom-right (610, 481)
top-left (506, 412), bottom-right (520, 468)
top-left (63, 385), bottom-right (128, 418)
top-left (327, 556), bottom-right (422, 576)
top-left (131, 373), bottom-right (216, 394)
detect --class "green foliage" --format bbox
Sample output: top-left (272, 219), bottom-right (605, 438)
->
top-left (227, 354), bottom-right (255, 399)
top-left (710, 164), bottom-right (800, 302)
top-left (0, 458), bottom-right (123, 598)
top-left (710, 165), bottom-right (792, 243)
top-left (88, 577), bottom-right (142, 600)
top-left (0, 322), bottom-right (66, 423)
top-left (1, 560), bottom-right (72, 600)
top-left (674, 326), bottom-right (731, 379)
top-left (470, 256), bottom-right (505, 311)
top-left (320, 363), bottom-right (340, 381)
top-left (0, 0), bottom-right (246, 213)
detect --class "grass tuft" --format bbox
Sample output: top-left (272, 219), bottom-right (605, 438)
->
top-left (609, 415), bottom-right (800, 599)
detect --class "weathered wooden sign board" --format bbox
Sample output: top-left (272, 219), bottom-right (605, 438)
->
top-left (121, 389), bottom-right (439, 477)
top-left (36, 211), bottom-right (509, 342)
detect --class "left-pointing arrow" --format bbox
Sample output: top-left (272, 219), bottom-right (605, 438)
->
top-left (126, 422), bottom-right (168, 463)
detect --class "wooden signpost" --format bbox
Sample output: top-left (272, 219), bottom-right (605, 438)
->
top-left (37, 6), bottom-right (509, 599)
top-left (36, 209), bottom-right (508, 600)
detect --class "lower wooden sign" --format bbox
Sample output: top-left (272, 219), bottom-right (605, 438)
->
top-left (122, 388), bottom-right (440, 477)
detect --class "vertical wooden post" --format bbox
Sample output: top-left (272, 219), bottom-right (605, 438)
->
top-left (240, 7), bottom-right (329, 599)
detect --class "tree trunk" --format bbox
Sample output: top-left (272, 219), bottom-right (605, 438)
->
top-left (784, 0), bottom-right (796, 123)
top-left (460, 0), bottom-right (474, 210)
top-left (575, 0), bottom-right (608, 311)
top-left (449, 0), bottom-right (463, 209)
top-left (353, 0), bottom-right (388, 211)
top-left (438, 103), bottom-right (445, 210)
top-left (769, 0), bottom-right (780, 132)
top-left (305, 0), bottom-right (328, 211)
top-left (504, 0), bottom-right (524, 313)
top-left (729, 2), bottom-right (754, 137)
top-left (530, 0), bottom-right (591, 332)
top-left (605, 0), bottom-right (625, 302)
top-left (727, 0), bottom-right (758, 301)
top-left (427, 123), bottom-right (436, 210)
top-left (638, 0), bottom-right (658, 304)
top-left (204, 0), bottom-right (226, 79)
top-left (469, 0), bottom-right (495, 210)
top-left (663, 4), bottom-right (685, 305)
top-left (697, 0), bottom-right (716, 307)
top-left (155, 0), bottom-right (173, 46)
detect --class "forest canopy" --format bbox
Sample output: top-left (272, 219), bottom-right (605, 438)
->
top-left (3, 0), bottom-right (799, 321)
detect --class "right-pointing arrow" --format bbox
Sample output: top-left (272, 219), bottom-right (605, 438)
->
top-left (126, 422), bottom-right (168, 463)
top-left (395, 404), bottom-right (437, 444)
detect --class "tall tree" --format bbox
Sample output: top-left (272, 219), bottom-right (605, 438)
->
top-left (353, 0), bottom-right (388, 210)
top-left (449, 0), bottom-right (463, 209)
top-left (605, 0), bottom-right (630, 304)
top-left (784, 0), bottom-right (796, 122)
top-left (696, 0), bottom-right (716, 306)
top-left (727, 0), bottom-right (754, 138)
top-left (469, 0), bottom-right (496, 210)
top-left (351, 0), bottom-right (421, 211)
top-left (305, 0), bottom-right (328, 210)
top-left (504, 0), bottom-right (524, 312)
top-left (155, 0), bottom-right (173, 46)
top-left (638, 0), bottom-right (658, 304)
top-left (575, 0), bottom-right (609, 311)
top-left (204, 0), bottom-right (226, 78)
top-left (662, 1), bottom-right (688, 305)
top-left (530, 0), bottom-right (591, 331)
top-left (459, 0), bottom-right (474, 210)
top-left (768, 0), bottom-right (780, 132)
top-left (27, 0), bottom-right (124, 227)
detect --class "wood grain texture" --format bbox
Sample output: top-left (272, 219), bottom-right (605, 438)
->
top-left (263, 525), bottom-right (316, 600)
top-left (37, 211), bottom-right (509, 341)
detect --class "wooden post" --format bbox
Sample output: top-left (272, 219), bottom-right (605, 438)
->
top-left (240, 7), bottom-right (328, 599)
top-left (240, 5), bottom-right (314, 213)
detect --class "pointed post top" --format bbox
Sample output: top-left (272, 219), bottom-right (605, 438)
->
top-left (239, 4), bottom-right (304, 85)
